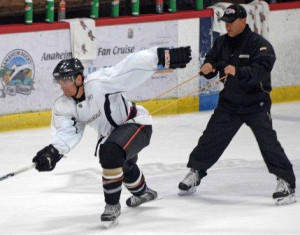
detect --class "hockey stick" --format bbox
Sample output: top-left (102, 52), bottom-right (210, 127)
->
top-left (0, 163), bottom-right (36, 182)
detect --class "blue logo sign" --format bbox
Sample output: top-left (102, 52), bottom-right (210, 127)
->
top-left (0, 49), bottom-right (35, 98)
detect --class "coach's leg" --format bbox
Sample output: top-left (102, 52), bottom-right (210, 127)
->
top-left (187, 110), bottom-right (243, 177)
top-left (178, 110), bottom-right (243, 194)
top-left (246, 112), bottom-right (296, 188)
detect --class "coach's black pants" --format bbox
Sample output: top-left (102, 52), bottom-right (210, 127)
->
top-left (187, 109), bottom-right (296, 189)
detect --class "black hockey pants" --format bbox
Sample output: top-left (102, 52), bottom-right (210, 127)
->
top-left (187, 109), bottom-right (296, 189)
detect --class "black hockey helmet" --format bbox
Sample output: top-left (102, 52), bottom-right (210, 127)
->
top-left (53, 58), bottom-right (84, 81)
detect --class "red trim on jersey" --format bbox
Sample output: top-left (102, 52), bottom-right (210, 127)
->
top-left (123, 125), bottom-right (145, 150)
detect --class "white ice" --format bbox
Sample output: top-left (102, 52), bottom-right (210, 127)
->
top-left (1, 102), bottom-right (300, 235)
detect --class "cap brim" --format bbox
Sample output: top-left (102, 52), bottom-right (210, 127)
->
top-left (220, 16), bottom-right (236, 23)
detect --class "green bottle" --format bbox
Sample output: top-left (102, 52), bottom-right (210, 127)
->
top-left (111, 0), bottom-right (120, 18)
top-left (195, 0), bottom-right (203, 11)
top-left (24, 0), bottom-right (33, 24)
top-left (131, 0), bottom-right (140, 16)
top-left (90, 0), bottom-right (99, 19)
top-left (168, 0), bottom-right (176, 13)
top-left (46, 0), bottom-right (54, 23)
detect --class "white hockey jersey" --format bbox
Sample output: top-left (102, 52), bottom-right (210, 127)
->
top-left (51, 47), bottom-right (159, 155)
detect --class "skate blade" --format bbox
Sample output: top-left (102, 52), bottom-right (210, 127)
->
top-left (102, 219), bottom-right (119, 229)
top-left (178, 187), bottom-right (197, 196)
top-left (127, 195), bottom-right (163, 208)
top-left (275, 194), bottom-right (297, 206)
top-left (141, 195), bottom-right (163, 205)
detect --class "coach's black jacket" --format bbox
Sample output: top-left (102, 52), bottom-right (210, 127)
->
top-left (203, 24), bottom-right (276, 113)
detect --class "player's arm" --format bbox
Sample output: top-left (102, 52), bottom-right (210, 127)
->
top-left (32, 101), bottom-right (85, 172)
top-left (87, 46), bottom-right (192, 93)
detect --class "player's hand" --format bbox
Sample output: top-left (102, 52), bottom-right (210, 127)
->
top-left (224, 65), bottom-right (236, 76)
top-left (200, 63), bottom-right (215, 75)
top-left (32, 145), bottom-right (62, 171)
top-left (157, 46), bottom-right (192, 69)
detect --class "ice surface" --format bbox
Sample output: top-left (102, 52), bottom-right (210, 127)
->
top-left (1, 102), bottom-right (299, 234)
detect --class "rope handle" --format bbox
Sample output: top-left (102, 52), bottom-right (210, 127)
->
top-left (150, 74), bottom-right (228, 115)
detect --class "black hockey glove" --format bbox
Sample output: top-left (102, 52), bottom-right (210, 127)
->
top-left (157, 46), bottom-right (192, 69)
top-left (32, 144), bottom-right (62, 171)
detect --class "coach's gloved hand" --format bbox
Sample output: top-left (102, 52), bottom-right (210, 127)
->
top-left (32, 144), bottom-right (62, 171)
top-left (157, 46), bottom-right (192, 69)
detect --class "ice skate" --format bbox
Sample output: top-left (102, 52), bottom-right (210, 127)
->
top-left (273, 178), bottom-right (296, 206)
top-left (178, 169), bottom-right (200, 196)
top-left (126, 188), bottom-right (158, 207)
top-left (100, 203), bottom-right (121, 228)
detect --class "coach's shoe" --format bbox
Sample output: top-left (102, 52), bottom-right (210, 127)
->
top-left (126, 188), bottom-right (158, 207)
top-left (178, 169), bottom-right (200, 196)
top-left (273, 177), bottom-right (296, 205)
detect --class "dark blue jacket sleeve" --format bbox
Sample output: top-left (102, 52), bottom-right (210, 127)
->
top-left (236, 37), bottom-right (276, 87)
top-left (202, 38), bottom-right (220, 79)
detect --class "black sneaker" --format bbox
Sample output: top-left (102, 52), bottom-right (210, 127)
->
top-left (272, 178), bottom-right (296, 205)
top-left (126, 188), bottom-right (158, 207)
top-left (178, 169), bottom-right (200, 195)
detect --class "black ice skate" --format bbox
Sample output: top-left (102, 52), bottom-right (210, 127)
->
top-left (126, 188), bottom-right (158, 207)
top-left (272, 178), bottom-right (296, 206)
top-left (178, 169), bottom-right (200, 196)
top-left (101, 203), bottom-right (121, 228)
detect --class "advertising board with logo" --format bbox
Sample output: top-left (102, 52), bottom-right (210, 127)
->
top-left (0, 21), bottom-right (177, 115)
top-left (0, 49), bottom-right (35, 98)
top-left (0, 30), bottom-right (69, 115)
top-left (96, 22), bottom-right (178, 101)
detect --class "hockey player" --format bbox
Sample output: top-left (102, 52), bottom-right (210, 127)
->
top-left (32, 46), bottom-right (191, 227)
top-left (178, 4), bottom-right (296, 205)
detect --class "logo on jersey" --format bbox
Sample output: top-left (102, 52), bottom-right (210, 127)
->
top-left (87, 94), bottom-right (93, 101)
top-left (0, 49), bottom-right (35, 98)
top-left (85, 110), bottom-right (101, 124)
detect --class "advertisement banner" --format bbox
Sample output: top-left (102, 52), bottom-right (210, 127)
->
top-left (91, 21), bottom-right (178, 101)
top-left (0, 30), bottom-right (71, 115)
top-left (0, 21), bottom-right (178, 115)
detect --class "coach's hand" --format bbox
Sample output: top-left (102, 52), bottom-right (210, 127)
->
top-left (224, 65), bottom-right (236, 76)
top-left (200, 63), bottom-right (216, 75)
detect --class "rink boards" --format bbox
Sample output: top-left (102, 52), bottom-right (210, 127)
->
top-left (0, 4), bottom-right (299, 131)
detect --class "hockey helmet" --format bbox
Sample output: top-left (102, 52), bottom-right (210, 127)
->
top-left (53, 58), bottom-right (84, 82)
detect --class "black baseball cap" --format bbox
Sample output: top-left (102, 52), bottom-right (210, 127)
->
top-left (220, 4), bottom-right (247, 23)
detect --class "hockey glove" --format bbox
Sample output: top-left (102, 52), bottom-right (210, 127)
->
top-left (32, 144), bottom-right (62, 171)
top-left (157, 46), bottom-right (192, 69)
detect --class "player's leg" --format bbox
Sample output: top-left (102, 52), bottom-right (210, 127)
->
top-left (123, 156), bottom-right (157, 207)
top-left (105, 123), bottom-right (157, 207)
top-left (99, 142), bottom-right (125, 225)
